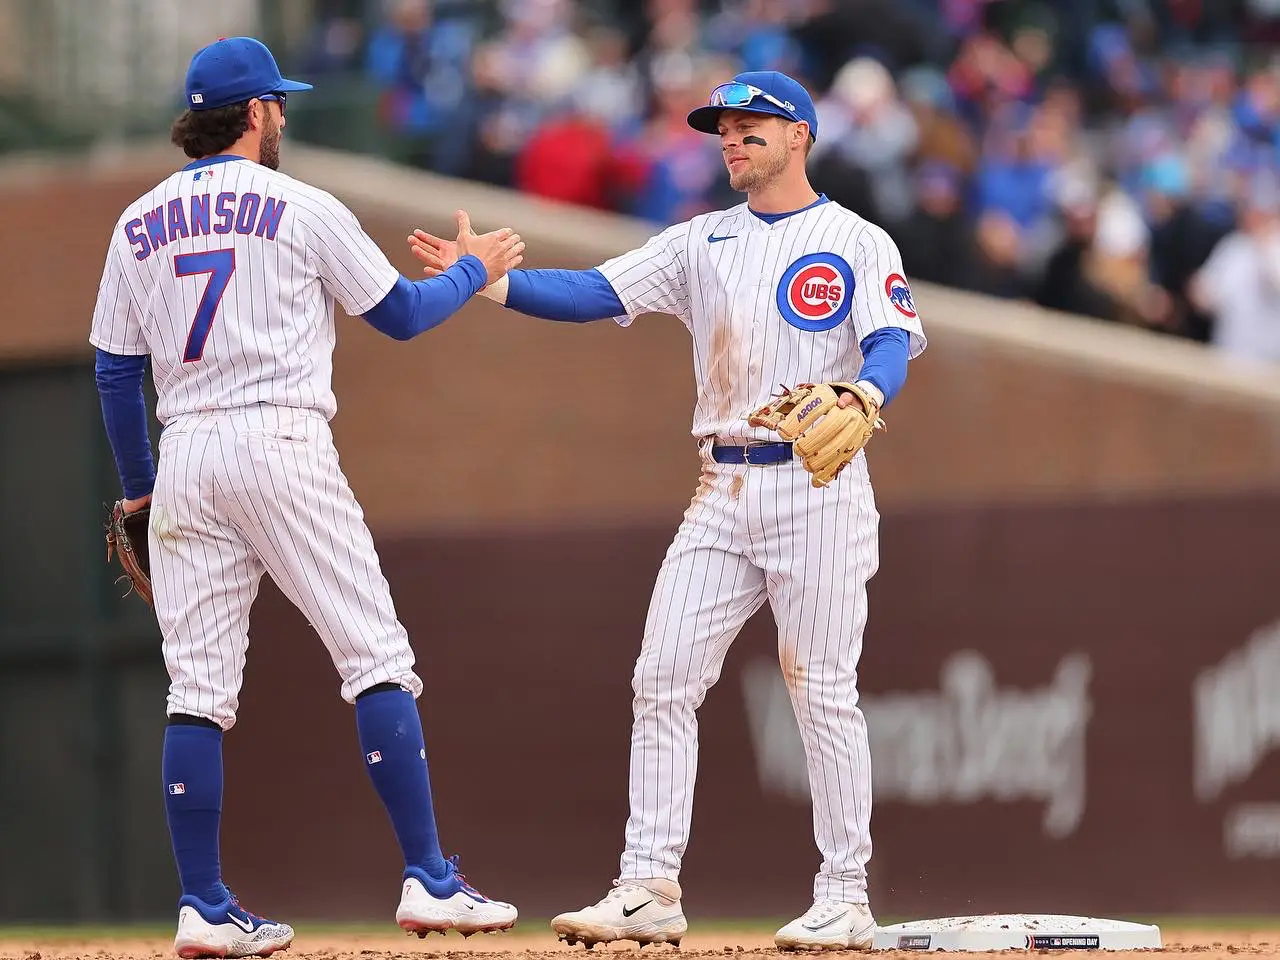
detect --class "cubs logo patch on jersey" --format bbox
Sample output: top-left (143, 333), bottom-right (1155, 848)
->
top-left (776, 252), bottom-right (855, 332)
top-left (884, 273), bottom-right (917, 318)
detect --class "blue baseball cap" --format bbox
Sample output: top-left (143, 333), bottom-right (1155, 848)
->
top-left (184, 37), bottom-right (312, 111)
top-left (687, 70), bottom-right (819, 140)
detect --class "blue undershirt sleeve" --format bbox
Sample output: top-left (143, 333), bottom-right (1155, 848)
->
top-left (94, 349), bottom-right (155, 499)
top-left (362, 255), bottom-right (488, 340)
top-left (856, 328), bottom-right (911, 406)
top-left (505, 268), bottom-right (625, 321)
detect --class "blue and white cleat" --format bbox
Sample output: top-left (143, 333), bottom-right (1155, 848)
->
top-left (396, 855), bottom-right (518, 937)
top-left (173, 889), bottom-right (294, 958)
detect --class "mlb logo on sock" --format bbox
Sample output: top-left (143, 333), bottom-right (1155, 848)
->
top-left (168, 783), bottom-right (186, 795)
top-left (366, 751), bottom-right (383, 764)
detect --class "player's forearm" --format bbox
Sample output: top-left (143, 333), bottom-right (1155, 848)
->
top-left (363, 255), bottom-right (488, 340)
top-left (94, 348), bottom-right (156, 499)
top-left (855, 328), bottom-right (911, 406)
top-left (482, 268), bottom-right (624, 321)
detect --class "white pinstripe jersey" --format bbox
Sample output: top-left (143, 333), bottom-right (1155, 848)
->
top-left (596, 199), bottom-right (928, 441)
top-left (89, 156), bottom-right (399, 424)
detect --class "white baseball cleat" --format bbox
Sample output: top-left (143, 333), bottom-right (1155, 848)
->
top-left (396, 857), bottom-right (518, 937)
top-left (552, 878), bottom-right (687, 948)
top-left (775, 900), bottom-right (877, 951)
top-left (173, 889), bottom-right (294, 958)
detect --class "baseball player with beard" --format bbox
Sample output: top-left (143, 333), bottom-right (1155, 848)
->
top-left (91, 37), bottom-right (523, 958)
top-left (409, 70), bottom-right (926, 951)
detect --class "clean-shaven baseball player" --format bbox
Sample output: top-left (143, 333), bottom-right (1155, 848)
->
top-left (408, 70), bottom-right (926, 951)
top-left (90, 37), bottom-right (523, 959)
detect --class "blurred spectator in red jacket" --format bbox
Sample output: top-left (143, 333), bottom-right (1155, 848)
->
top-left (513, 26), bottom-right (648, 210)
top-left (514, 97), bottom-right (649, 210)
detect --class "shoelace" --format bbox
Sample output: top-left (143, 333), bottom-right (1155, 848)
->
top-left (446, 854), bottom-right (486, 900)
top-left (596, 880), bottom-right (646, 907)
top-left (803, 900), bottom-right (848, 924)
top-left (224, 888), bottom-right (265, 926)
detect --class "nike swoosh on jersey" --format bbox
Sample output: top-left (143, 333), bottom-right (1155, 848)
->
top-left (707, 234), bottom-right (738, 243)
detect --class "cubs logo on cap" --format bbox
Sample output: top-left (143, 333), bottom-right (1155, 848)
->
top-left (776, 253), bottom-right (855, 332)
top-left (884, 273), bottom-right (917, 318)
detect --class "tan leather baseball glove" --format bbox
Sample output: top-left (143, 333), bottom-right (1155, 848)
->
top-left (106, 501), bottom-right (153, 606)
top-left (748, 381), bottom-right (885, 488)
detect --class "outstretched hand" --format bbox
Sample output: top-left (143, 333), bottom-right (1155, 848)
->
top-left (408, 210), bottom-right (524, 286)
top-left (407, 227), bottom-right (456, 278)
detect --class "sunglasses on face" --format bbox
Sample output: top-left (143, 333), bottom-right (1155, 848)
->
top-left (707, 82), bottom-right (798, 121)
top-left (258, 91), bottom-right (287, 116)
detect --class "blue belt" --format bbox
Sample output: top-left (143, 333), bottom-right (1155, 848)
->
top-left (711, 441), bottom-right (793, 465)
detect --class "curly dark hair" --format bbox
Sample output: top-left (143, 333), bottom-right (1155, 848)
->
top-left (170, 102), bottom-right (252, 159)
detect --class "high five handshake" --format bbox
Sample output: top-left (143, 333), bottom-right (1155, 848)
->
top-left (446, 210), bottom-right (524, 288)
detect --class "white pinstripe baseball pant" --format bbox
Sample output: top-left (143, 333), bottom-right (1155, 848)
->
top-left (149, 404), bottom-right (422, 730)
top-left (620, 445), bottom-right (879, 903)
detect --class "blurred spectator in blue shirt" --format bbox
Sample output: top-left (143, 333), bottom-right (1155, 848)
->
top-left (974, 103), bottom-right (1058, 239)
top-left (366, 0), bottom-right (479, 174)
top-left (705, 0), bottom-right (808, 76)
top-left (1233, 62), bottom-right (1280, 146)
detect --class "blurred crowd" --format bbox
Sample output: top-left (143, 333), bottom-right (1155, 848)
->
top-left (298, 0), bottom-right (1280, 364)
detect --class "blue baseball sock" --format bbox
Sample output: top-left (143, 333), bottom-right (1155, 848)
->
top-left (163, 722), bottom-right (228, 904)
top-left (355, 686), bottom-right (448, 879)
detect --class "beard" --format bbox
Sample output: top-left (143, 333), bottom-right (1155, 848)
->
top-left (260, 112), bottom-right (281, 170)
top-left (728, 144), bottom-right (789, 192)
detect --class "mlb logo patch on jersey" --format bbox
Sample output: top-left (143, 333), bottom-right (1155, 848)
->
top-left (168, 782), bottom-right (186, 795)
top-left (884, 273), bottom-right (917, 318)
top-left (776, 252), bottom-right (855, 332)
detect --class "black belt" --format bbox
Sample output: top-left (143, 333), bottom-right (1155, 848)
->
top-left (711, 441), bottom-right (793, 465)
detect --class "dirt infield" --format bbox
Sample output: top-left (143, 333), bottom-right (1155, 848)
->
top-left (2, 926), bottom-right (1278, 960)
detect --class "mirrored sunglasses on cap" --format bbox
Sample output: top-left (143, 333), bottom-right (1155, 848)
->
top-left (707, 82), bottom-right (798, 120)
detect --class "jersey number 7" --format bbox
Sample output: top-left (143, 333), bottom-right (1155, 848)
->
top-left (175, 249), bottom-right (236, 363)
